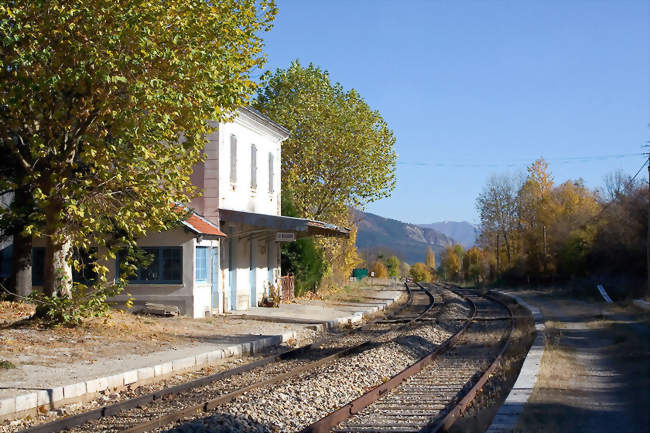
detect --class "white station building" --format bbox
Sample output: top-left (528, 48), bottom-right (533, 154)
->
top-left (0, 108), bottom-right (349, 318)
top-left (108, 107), bottom-right (349, 317)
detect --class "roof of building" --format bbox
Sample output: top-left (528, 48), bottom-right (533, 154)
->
top-left (238, 106), bottom-right (290, 138)
top-left (219, 208), bottom-right (350, 239)
top-left (182, 212), bottom-right (227, 238)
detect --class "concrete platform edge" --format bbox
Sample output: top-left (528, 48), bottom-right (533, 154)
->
top-left (0, 292), bottom-right (401, 421)
top-left (0, 330), bottom-right (296, 421)
top-left (485, 291), bottom-right (546, 433)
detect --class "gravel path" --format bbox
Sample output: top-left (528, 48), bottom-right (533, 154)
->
top-left (512, 292), bottom-right (650, 433)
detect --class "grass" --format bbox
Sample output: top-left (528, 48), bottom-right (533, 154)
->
top-left (0, 359), bottom-right (16, 369)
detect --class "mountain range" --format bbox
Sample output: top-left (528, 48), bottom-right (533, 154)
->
top-left (353, 209), bottom-right (478, 264)
top-left (417, 221), bottom-right (477, 249)
top-left (353, 210), bottom-right (449, 264)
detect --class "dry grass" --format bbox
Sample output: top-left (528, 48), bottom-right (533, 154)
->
top-left (0, 301), bottom-right (259, 367)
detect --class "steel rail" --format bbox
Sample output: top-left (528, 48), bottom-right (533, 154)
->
top-left (14, 282), bottom-right (426, 433)
top-left (423, 291), bottom-right (516, 433)
top-left (299, 283), bottom-right (478, 433)
top-left (301, 284), bottom-right (517, 433)
top-left (118, 283), bottom-right (437, 433)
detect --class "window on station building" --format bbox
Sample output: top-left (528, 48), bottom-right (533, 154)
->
top-left (268, 152), bottom-right (274, 193)
top-left (230, 134), bottom-right (237, 184)
top-left (195, 246), bottom-right (209, 282)
top-left (118, 247), bottom-right (182, 284)
top-left (251, 144), bottom-right (257, 190)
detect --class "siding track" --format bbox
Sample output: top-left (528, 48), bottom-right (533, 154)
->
top-left (303, 284), bottom-right (514, 433)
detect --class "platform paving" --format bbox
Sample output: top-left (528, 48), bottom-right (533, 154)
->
top-left (485, 292), bottom-right (545, 433)
top-left (230, 288), bottom-right (403, 329)
top-left (0, 287), bottom-right (404, 422)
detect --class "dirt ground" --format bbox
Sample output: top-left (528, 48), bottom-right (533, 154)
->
top-left (511, 290), bottom-right (650, 433)
top-left (0, 302), bottom-right (306, 368)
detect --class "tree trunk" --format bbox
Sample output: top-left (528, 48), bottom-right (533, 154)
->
top-left (7, 185), bottom-right (34, 298)
top-left (10, 231), bottom-right (32, 297)
top-left (44, 236), bottom-right (72, 297)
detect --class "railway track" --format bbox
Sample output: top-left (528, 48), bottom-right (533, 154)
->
top-left (16, 283), bottom-right (517, 433)
top-left (16, 282), bottom-right (447, 433)
top-left (303, 284), bottom-right (514, 433)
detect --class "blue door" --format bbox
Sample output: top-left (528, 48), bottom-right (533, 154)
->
top-left (211, 246), bottom-right (219, 311)
top-left (229, 229), bottom-right (236, 310)
top-left (249, 236), bottom-right (256, 307)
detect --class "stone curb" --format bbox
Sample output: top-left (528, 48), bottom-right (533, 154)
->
top-left (0, 331), bottom-right (296, 420)
top-left (0, 292), bottom-right (402, 421)
top-left (485, 292), bottom-right (546, 433)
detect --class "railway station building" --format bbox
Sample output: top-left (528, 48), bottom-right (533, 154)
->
top-left (0, 107), bottom-right (349, 318)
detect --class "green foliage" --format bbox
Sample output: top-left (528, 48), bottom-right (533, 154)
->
top-left (29, 280), bottom-right (127, 326)
top-left (385, 255), bottom-right (400, 277)
top-left (410, 262), bottom-right (432, 282)
top-left (255, 61), bottom-right (396, 291)
top-left (280, 195), bottom-right (326, 296)
top-left (282, 238), bottom-right (326, 296)
top-left (0, 0), bottom-right (276, 320)
top-left (254, 61), bottom-right (397, 223)
top-left (0, 360), bottom-right (16, 369)
top-left (475, 158), bottom-right (648, 288)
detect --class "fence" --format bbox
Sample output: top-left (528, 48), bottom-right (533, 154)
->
top-left (280, 275), bottom-right (295, 301)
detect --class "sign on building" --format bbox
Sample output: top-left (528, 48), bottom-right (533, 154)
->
top-left (276, 232), bottom-right (296, 242)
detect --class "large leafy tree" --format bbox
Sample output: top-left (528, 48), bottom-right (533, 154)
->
top-left (253, 61), bottom-right (397, 222)
top-left (253, 61), bottom-right (396, 288)
top-left (0, 0), bottom-right (276, 314)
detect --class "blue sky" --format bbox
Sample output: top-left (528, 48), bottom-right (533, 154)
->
top-left (261, 1), bottom-right (649, 224)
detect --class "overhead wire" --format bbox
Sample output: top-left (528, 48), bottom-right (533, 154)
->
top-left (396, 152), bottom-right (645, 168)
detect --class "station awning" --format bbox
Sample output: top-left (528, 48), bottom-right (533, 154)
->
top-left (219, 209), bottom-right (350, 239)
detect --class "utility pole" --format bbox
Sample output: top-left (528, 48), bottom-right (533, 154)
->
top-left (646, 148), bottom-right (649, 297)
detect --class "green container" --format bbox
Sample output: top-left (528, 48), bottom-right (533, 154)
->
top-left (352, 268), bottom-right (369, 281)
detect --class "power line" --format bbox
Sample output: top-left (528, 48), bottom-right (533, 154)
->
top-left (397, 153), bottom-right (644, 168)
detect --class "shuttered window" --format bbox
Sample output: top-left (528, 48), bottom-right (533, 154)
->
top-left (251, 144), bottom-right (257, 189)
top-left (195, 246), bottom-right (209, 282)
top-left (230, 134), bottom-right (237, 183)
top-left (268, 152), bottom-right (274, 193)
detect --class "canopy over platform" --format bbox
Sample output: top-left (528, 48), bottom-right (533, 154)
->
top-left (219, 209), bottom-right (350, 239)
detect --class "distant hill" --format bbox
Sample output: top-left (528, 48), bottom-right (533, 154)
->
top-left (353, 209), bottom-right (455, 264)
top-left (418, 221), bottom-right (477, 248)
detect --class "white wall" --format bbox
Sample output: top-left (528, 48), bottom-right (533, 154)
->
top-left (218, 112), bottom-right (282, 216)
top-left (108, 228), bottom-right (221, 319)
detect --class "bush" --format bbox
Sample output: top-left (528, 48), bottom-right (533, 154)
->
top-left (410, 262), bottom-right (432, 282)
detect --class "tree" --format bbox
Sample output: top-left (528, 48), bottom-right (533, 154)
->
top-left (476, 174), bottom-right (520, 272)
top-left (425, 247), bottom-right (436, 270)
top-left (253, 61), bottom-right (396, 223)
top-left (0, 0), bottom-right (276, 320)
top-left (253, 61), bottom-right (396, 289)
top-left (518, 158), bottom-right (554, 275)
top-left (410, 262), bottom-right (432, 282)
top-left (386, 255), bottom-right (400, 278)
top-left (399, 261), bottom-right (411, 279)
top-left (441, 245), bottom-right (462, 281)
top-left (371, 261), bottom-right (388, 279)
